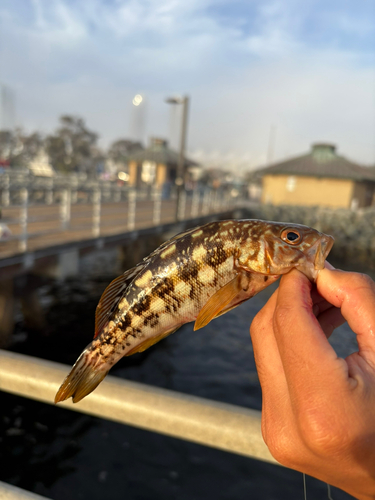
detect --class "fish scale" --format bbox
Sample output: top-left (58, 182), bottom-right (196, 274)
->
top-left (55, 219), bottom-right (334, 404)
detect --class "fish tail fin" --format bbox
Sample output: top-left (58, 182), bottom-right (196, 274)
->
top-left (54, 350), bottom-right (109, 404)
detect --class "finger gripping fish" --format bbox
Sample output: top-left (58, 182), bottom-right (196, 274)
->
top-left (55, 219), bottom-right (334, 403)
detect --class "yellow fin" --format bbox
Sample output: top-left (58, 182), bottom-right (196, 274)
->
top-left (194, 275), bottom-right (243, 331)
top-left (54, 350), bottom-right (109, 404)
top-left (95, 265), bottom-right (143, 338)
top-left (125, 326), bottom-right (179, 356)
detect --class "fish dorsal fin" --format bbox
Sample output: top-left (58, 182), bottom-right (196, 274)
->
top-left (94, 265), bottom-right (143, 338)
top-left (145, 226), bottom-right (200, 261)
top-left (194, 274), bottom-right (243, 331)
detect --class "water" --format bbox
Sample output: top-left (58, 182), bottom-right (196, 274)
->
top-left (1, 270), bottom-right (358, 500)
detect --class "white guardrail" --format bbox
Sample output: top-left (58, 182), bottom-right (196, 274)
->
top-left (0, 481), bottom-right (51, 500)
top-left (0, 350), bottom-right (275, 463)
top-left (0, 185), bottom-right (234, 253)
top-left (0, 349), bottom-right (277, 497)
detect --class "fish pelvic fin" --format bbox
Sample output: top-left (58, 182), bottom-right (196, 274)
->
top-left (194, 274), bottom-right (244, 331)
top-left (54, 350), bottom-right (109, 404)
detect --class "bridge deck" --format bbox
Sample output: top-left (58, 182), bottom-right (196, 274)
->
top-left (0, 197), bottom-right (222, 260)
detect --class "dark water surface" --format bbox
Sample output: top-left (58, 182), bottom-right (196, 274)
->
top-left (0, 267), bottom-right (358, 500)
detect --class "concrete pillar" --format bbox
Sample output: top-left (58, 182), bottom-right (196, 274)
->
top-left (117, 234), bottom-right (165, 271)
top-left (39, 250), bottom-right (80, 280)
top-left (20, 290), bottom-right (47, 333)
top-left (0, 279), bottom-right (15, 348)
top-left (57, 250), bottom-right (79, 279)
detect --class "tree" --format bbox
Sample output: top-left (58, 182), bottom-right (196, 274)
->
top-left (107, 139), bottom-right (143, 163)
top-left (0, 128), bottom-right (43, 169)
top-left (45, 116), bottom-right (99, 174)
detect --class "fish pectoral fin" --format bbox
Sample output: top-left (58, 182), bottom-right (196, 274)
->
top-left (194, 274), bottom-right (243, 331)
top-left (125, 326), bottom-right (180, 356)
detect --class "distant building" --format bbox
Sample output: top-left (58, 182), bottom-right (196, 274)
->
top-left (127, 138), bottom-right (199, 189)
top-left (258, 143), bottom-right (375, 209)
top-left (105, 140), bottom-right (144, 180)
top-left (28, 149), bottom-right (55, 177)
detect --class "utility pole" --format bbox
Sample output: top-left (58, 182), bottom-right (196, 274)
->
top-left (165, 95), bottom-right (190, 221)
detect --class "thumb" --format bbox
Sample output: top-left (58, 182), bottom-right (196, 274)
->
top-left (317, 269), bottom-right (375, 367)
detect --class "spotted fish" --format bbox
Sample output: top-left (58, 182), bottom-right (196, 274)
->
top-left (55, 219), bottom-right (334, 403)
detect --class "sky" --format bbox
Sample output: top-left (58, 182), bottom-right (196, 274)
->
top-left (0, 0), bottom-right (374, 170)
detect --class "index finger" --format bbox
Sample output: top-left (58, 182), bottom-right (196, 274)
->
top-left (272, 270), bottom-right (347, 389)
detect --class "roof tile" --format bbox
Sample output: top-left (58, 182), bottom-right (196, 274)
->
top-left (258, 144), bottom-right (375, 182)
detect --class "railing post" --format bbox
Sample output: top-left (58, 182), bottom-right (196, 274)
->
top-left (71, 189), bottom-right (77, 204)
top-left (224, 191), bottom-right (228, 210)
top-left (45, 178), bottom-right (53, 205)
top-left (213, 190), bottom-right (219, 212)
top-left (2, 174), bottom-right (10, 207)
top-left (19, 187), bottom-right (28, 252)
top-left (210, 190), bottom-right (215, 212)
top-left (60, 189), bottom-right (71, 230)
top-left (202, 189), bottom-right (211, 215)
top-left (114, 185), bottom-right (121, 203)
top-left (70, 176), bottom-right (78, 204)
top-left (102, 184), bottom-right (109, 203)
top-left (92, 188), bottom-right (101, 237)
top-left (177, 189), bottom-right (186, 220)
top-left (152, 187), bottom-right (162, 226)
top-left (191, 188), bottom-right (200, 217)
top-left (225, 191), bottom-right (231, 210)
top-left (128, 189), bottom-right (136, 230)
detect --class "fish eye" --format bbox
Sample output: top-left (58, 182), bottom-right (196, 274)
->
top-left (281, 229), bottom-right (302, 245)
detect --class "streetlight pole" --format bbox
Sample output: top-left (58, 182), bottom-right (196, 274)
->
top-left (165, 95), bottom-right (190, 221)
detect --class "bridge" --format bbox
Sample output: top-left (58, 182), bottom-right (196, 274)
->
top-left (0, 176), bottom-right (233, 260)
top-left (0, 176), bottom-right (275, 500)
top-left (0, 176), bottom-right (242, 345)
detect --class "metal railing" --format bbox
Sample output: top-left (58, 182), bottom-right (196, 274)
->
top-left (0, 481), bottom-right (51, 500)
top-left (0, 348), bottom-right (277, 500)
top-left (0, 184), bottom-right (234, 255)
top-left (0, 349), bottom-right (275, 463)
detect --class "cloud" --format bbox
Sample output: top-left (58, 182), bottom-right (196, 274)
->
top-left (0, 0), bottom-right (374, 166)
top-left (187, 50), bottom-right (375, 166)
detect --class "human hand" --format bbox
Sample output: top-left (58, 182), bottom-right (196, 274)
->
top-left (250, 268), bottom-right (375, 500)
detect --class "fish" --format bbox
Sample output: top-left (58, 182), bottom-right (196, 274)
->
top-left (55, 219), bottom-right (334, 404)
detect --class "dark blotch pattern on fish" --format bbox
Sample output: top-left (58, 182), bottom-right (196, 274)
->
top-left (204, 243), bottom-right (228, 268)
top-left (133, 294), bottom-right (152, 315)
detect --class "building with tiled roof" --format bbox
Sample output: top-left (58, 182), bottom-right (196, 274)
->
top-left (258, 143), bottom-right (375, 209)
top-left (127, 137), bottom-right (198, 189)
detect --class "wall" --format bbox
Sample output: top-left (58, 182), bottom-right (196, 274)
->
top-left (156, 164), bottom-right (167, 187)
top-left (351, 182), bottom-right (375, 208)
top-left (128, 160), bottom-right (137, 186)
top-left (262, 175), bottom-right (354, 208)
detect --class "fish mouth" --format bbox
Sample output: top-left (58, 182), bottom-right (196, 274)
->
top-left (299, 233), bottom-right (334, 282)
top-left (314, 234), bottom-right (335, 270)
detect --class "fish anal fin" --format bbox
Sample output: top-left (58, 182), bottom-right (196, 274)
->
top-left (94, 265), bottom-right (142, 338)
top-left (125, 326), bottom-right (179, 356)
top-left (194, 274), bottom-right (244, 331)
